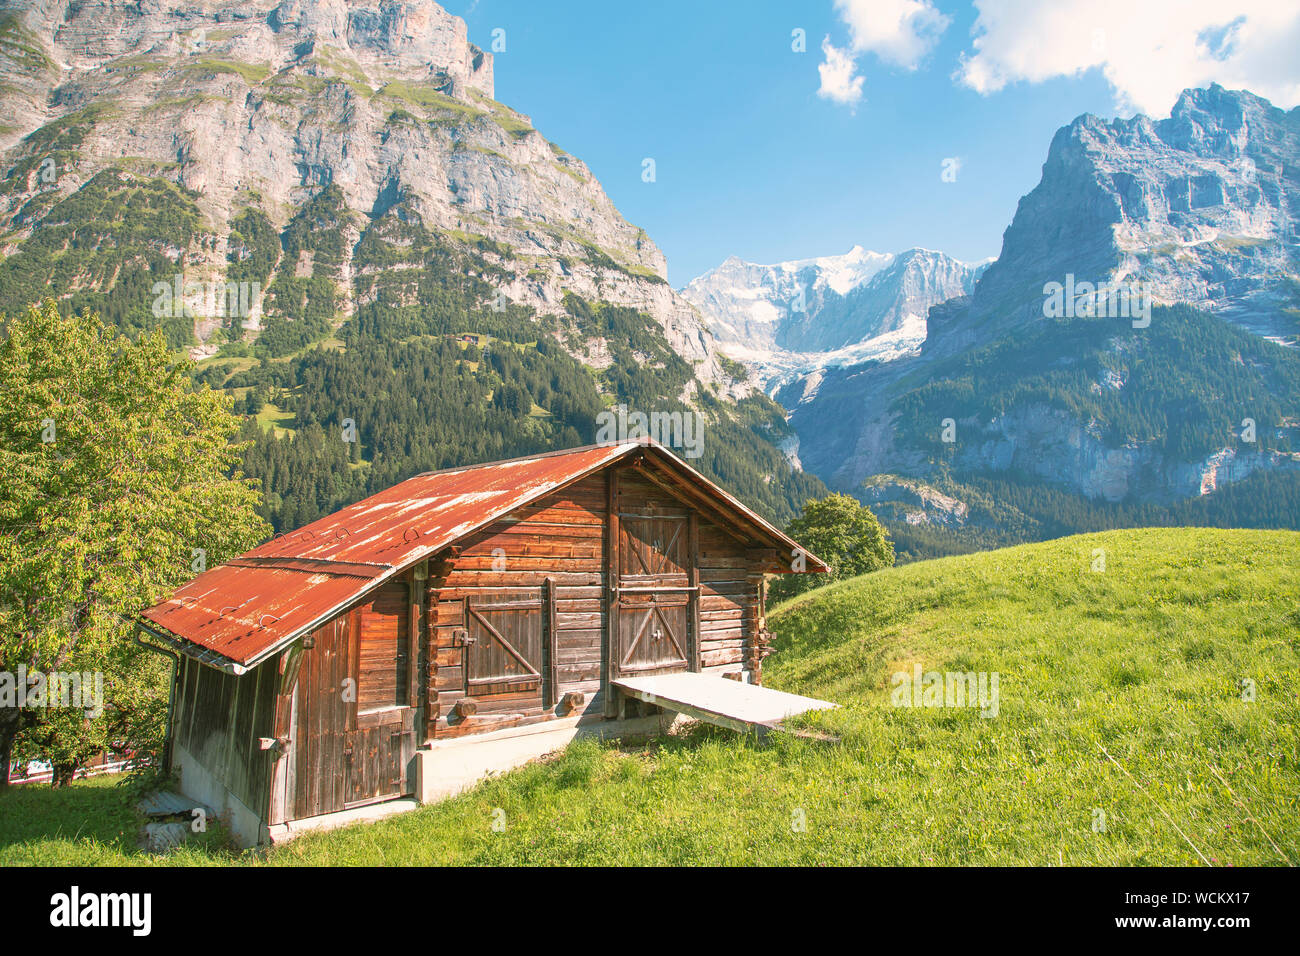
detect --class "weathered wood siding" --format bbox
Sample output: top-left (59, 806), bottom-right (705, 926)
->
top-left (268, 578), bottom-right (417, 823)
top-left (173, 656), bottom-right (278, 817)
top-left (426, 473), bottom-right (607, 738)
top-left (422, 466), bottom-right (767, 741)
top-left (696, 520), bottom-right (760, 675)
top-left (357, 578), bottom-right (410, 711)
top-left (612, 470), bottom-right (695, 683)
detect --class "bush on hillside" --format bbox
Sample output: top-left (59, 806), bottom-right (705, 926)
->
top-left (770, 493), bottom-right (894, 602)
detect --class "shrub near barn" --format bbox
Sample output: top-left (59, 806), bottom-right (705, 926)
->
top-left (770, 494), bottom-right (895, 602)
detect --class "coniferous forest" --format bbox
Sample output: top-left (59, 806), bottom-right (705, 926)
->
top-left (0, 170), bottom-right (826, 537)
top-left (189, 195), bottom-right (824, 533)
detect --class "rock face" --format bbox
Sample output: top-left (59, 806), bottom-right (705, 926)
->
top-left (860, 475), bottom-right (969, 527)
top-left (0, 0), bottom-right (729, 388)
top-left (789, 86), bottom-right (1300, 509)
top-left (940, 84), bottom-right (1300, 354)
top-left (681, 245), bottom-right (984, 391)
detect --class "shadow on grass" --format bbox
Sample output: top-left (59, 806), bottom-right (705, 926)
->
top-left (488, 720), bottom-right (760, 801)
top-left (0, 775), bottom-right (248, 864)
top-left (0, 776), bottom-right (144, 856)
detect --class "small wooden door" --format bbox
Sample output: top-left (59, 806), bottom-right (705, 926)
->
top-left (290, 616), bottom-right (351, 819)
top-left (290, 579), bottom-right (416, 820)
top-left (614, 496), bottom-right (696, 678)
top-left (345, 578), bottom-right (416, 808)
top-left (462, 588), bottom-right (550, 709)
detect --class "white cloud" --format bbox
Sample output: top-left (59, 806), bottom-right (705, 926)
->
top-left (818, 37), bottom-right (866, 107)
top-left (955, 0), bottom-right (1300, 116)
top-left (834, 0), bottom-right (952, 69)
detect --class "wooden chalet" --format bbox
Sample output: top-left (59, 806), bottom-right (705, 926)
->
top-left (137, 440), bottom-right (830, 845)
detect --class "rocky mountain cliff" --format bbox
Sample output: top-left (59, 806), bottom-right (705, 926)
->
top-left (0, 0), bottom-right (727, 386)
top-left (0, 0), bottom-right (826, 528)
top-left (681, 245), bottom-right (984, 391)
top-left (937, 84), bottom-right (1300, 355)
top-left (787, 86), bottom-right (1300, 548)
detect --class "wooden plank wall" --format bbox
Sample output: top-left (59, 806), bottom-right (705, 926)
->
top-left (421, 469), bottom-right (768, 740)
top-left (357, 579), bottom-right (410, 711)
top-left (425, 473), bottom-right (608, 738)
top-left (614, 464), bottom-right (761, 678)
top-left (268, 588), bottom-right (418, 823)
top-left (289, 615), bottom-right (351, 820)
top-left (696, 521), bottom-right (761, 676)
top-left (173, 656), bottom-right (278, 817)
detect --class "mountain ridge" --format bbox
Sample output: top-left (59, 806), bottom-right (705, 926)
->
top-left (785, 85), bottom-right (1300, 551)
top-left (681, 244), bottom-right (987, 391)
top-left (0, 0), bottom-right (826, 529)
top-left (0, 0), bottom-right (733, 390)
top-left (936, 83), bottom-right (1300, 357)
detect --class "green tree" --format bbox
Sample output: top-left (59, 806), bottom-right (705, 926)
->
top-left (0, 301), bottom-right (270, 786)
top-left (770, 493), bottom-right (895, 602)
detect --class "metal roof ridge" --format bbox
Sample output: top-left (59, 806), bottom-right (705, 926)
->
top-left (223, 555), bottom-right (392, 576)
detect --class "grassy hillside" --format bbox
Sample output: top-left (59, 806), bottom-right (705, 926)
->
top-left (2, 528), bottom-right (1296, 865)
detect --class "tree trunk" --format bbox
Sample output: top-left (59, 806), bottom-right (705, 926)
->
top-left (53, 761), bottom-right (77, 788)
top-left (0, 706), bottom-right (24, 790)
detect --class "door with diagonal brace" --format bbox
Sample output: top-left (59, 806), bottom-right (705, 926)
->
top-left (615, 503), bottom-right (696, 677)
top-left (462, 589), bottom-right (547, 709)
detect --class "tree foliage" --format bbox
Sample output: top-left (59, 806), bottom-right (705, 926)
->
top-left (770, 493), bottom-right (894, 602)
top-left (0, 301), bottom-right (270, 784)
top-left (220, 202), bottom-right (826, 532)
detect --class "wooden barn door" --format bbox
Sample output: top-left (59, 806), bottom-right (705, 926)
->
top-left (612, 472), bottom-right (697, 680)
top-left (461, 588), bottom-right (549, 711)
top-left (290, 578), bottom-right (417, 820)
top-left (290, 616), bottom-right (351, 820)
top-left (345, 578), bottom-right (416, 808)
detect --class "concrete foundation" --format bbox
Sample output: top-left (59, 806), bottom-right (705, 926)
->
top-left (266, 797), bottom-right (422, 844)
top-left (413, 711), bottom-right (684, 803)
top-left (172, 741), bottom-right (268, 848)
top-left (247, 711), bottom-right (685, 846)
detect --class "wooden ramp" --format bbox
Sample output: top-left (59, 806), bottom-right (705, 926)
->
top-left (614, 673), bottom-right (838, 738)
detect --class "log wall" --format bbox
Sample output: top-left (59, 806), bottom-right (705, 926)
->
top-left (425, 473), bottom-right (608, 739)
top-left (422, 468), bottom-right (765, 742)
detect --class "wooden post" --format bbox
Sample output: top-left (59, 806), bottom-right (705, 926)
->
top-left (745, 572), bottom-right (764, 684)
top-left (542, 577), bottom-right (557, 710)
top-left (406, 566), bottom-right (420, 709)
top-left (688, 512), bottom-right (700, 672)
top-left (268, 647), bottom-right (301, 825)
top-left (603, 466), bottom-right (620, 718)
top-left (424, 553), bottom-right (456, 743)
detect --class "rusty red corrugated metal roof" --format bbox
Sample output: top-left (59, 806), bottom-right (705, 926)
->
top-left (139, 440), bottom-right (827, 671)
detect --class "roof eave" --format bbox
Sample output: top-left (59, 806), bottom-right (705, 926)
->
top-left (136, 619), bottom-right (251, 675)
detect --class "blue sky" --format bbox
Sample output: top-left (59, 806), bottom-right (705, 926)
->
top-left (442, 1), bottom-right (1300, 286)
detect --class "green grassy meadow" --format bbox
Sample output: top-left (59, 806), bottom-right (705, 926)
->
top-left (3, 528), bottom-right (1297, 866)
